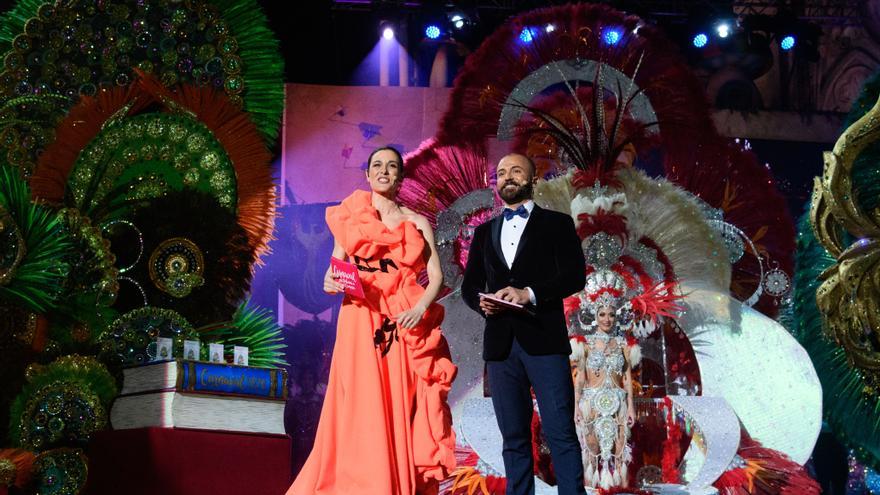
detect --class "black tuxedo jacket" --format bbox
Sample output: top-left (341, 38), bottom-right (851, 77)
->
top-left (461, 204), bottom-right (586, 361)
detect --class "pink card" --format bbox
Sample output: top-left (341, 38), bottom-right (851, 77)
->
top-left (330, 257), bottom-right (365, 298)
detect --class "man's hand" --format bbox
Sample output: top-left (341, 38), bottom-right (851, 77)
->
top-left (479, 296), bottom-right (503, 316)
top-left (495, 286), bottom-right (532, 305)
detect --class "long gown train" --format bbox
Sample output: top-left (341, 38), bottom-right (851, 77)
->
top-left (287, 190), bottom-right (457, 495)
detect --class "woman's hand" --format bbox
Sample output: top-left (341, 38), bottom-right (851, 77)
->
top-left (626, 410), bottom-right (636, 427)
top-left (575, 406), bottom-right (584, 423)
top-left (323, 268), bottom-right (346, 295)
top-left (395, 304), bottom-right (427, 329)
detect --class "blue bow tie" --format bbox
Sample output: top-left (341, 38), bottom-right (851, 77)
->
top-left (503, 205), bottom-right (529, 220)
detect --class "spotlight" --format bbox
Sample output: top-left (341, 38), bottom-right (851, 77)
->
top-left (425, 25), bottom-right (441, 39)
top-left (519, 27), bottom-right (535, 43)
top-left (545, 24), bottom-right (555, 33)
top-left (693, 33), bottom-right (708, 48)
top-left (450, 14), bottom-right (465, 29)
top-left (602, 27), bottom-right (622, 45)
top-left (382, 26), bottom-right (394, 40)
top-left (780, 35), bottom-right (796, 50)
top-left (716, 22), bottom-right (731, 38)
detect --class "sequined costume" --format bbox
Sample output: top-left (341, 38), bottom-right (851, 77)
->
top-left (575, 333), bottom-right (632, 488)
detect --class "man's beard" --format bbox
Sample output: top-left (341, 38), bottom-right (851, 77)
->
top-left (498, 180), bottom-right (533, 204)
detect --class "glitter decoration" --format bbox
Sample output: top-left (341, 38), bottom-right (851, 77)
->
top-left (460, 398), bottom-right (514, 477)
top-left (497, 59), bottom-right (658, 141)
top-left (866, 466), bottom-right (880, 493)
top-left (688, 192), bottom-right (767, 306)
top-left (667, 396), bottom-right (740, 491)
top-left (0, 203), bottom-right (25, 285)
top-left (0, 457), bottom-right (15, 487)
top-left (0, 0), bottom-right (284, 143)
top-left (147, 237), bottom-right (205, 298)
top-left (17, 382), bottom-right (105, 451)
top-left (763, 265), bottom-right (791, 298)
top-left (117, 276), bottom-right (148, 307)
top-left (434, 188), bottom-right (498, 291)
top-left (99, 220), bottom-right (143, 274)
top-left (98, 307), bottom-right (196, 367)
top-left (538, 165), bottom-right (819, 462)
top-left (64, 113), bottom-right (237, 218)
top-left (32, 448), bottom-right (88, 495)
top-left (0, 166), bottom-right (72, 314)
top-left (810, 89), bottom-right (880, 402)
top-left (10, 355), bottom-right (116, 453)
top-left (705, 219), bottom-right (764, 306)
top-left (688, 300), bottom-right (822, 463)
top-left (626, 241), bottom-right (665, 280)
top-left (56, 208), bottom-right (119, 310)
top-left (790, 72), bottom-right (880, 470)
top-left (848, 452), bottom-right (869, 494)
top-left (99, 190), bottom-right (254, 327)
top-left (0, 94), bottom-right (70, 177)
top-left (710, 220), bottom-right (745, 264)
top-left (583, 231), bottom-right (623, 270)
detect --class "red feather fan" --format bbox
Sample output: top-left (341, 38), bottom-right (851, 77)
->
top-left (399, 138), bottom-right (491, 227)
top-left (667, 139), bottom-right (795, 316)
top-left (713, 429), bottom-right (820, 495)
top-left (631, 282), bottom-right (684, 324)
top-left (438, 3), bottom-right (716, 173)
top-left (435, 3), bottom-right (794, 318)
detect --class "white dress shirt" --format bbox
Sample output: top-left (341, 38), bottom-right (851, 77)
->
top-left (500, 200), bottom-right (537, 305)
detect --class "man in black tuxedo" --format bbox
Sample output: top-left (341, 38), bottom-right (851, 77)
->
top-left (462, 153), bottom-right (586, 495)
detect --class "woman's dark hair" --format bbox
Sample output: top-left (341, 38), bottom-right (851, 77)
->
top-left (367, 146), bottom-right (405, 178)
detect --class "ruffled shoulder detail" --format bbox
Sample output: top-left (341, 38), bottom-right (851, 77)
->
top-left (326, 190), bottom-right (426, 267)
top-left (325, 190), bottom-right (370, 251)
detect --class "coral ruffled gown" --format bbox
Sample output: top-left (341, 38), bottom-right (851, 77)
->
top-left (287, 190), bottom-right (457, 495)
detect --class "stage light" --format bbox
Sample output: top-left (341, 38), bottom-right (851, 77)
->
top-left (780, 35), bottom-right (796, 50)
top-left (693, 33), bottom-right (708, 48)
top-left (382, 27), bottom-right (394, 40)
top-left (425, 25), bottom-right (441, 39)
top-left (602, 27), bottom-right (622, 45)
top-left (519, 28), bottom-right (535, 43)
top-left (716, 22), bottom-right (731, 38)
top-left (450, 14), bottom-right (465, 29)
top-left (545, 24), bottom-right (555, 33)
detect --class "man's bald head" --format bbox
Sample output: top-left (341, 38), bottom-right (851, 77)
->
top-left (497, 153), bottom-right (536, 179)
top-left (496, 153), bottom-right (537, 205)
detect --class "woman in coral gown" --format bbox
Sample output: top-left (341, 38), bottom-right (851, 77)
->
top-left (287, 147), bottom-right (457, 495)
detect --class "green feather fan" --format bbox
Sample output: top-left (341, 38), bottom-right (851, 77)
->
top-left (0, 0), bottom-right (284, 144)
top-left (200, 300), bottom-right (287, 369)
top-left (0, 165), bottom-right (71, 313)
top-left (8, 355), bottom-right (117, 450)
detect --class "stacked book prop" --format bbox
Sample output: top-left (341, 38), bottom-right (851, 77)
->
top-left (111, 359), bottom-right (288, 434)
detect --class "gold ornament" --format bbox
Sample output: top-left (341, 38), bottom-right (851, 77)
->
top-left (147, 237), bottom-right (205, 298)
top-left (0, 458), bottom-right (15, 486)
top-left (811, 93), bottom-right (880, 387)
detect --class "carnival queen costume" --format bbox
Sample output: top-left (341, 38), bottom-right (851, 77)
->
top-left (562, 182), bottom-right (681, 489)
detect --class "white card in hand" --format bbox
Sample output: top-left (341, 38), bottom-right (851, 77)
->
top-left (479, 292), bottom-right (525, 309)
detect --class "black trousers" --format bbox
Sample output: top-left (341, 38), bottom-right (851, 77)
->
top-left (487, 339), bottom-right (585, 495)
